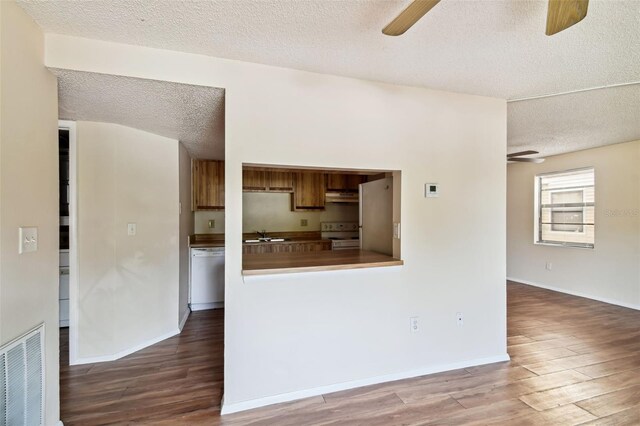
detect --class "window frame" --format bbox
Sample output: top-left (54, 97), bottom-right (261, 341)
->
top-left (534, 167), bottom-right (595, 249)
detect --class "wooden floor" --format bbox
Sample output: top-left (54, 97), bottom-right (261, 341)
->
top-left (59, 310), bottom-right (224, 425)
top-left (60, 282), bottom-right (640, 425)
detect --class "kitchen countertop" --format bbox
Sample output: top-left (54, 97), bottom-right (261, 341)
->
top-left (241, 230), bottom-right (330, 246)
top-left (243, 238), bottom-right (332, 245)
top-left (242, 249), bottom-right (403, 276)
top-left (190, 241), bottom-right (225, 248)
top-left (190, 234), bottom-right (225, 248)
top-left (189, 232), bottom-right (330, 248)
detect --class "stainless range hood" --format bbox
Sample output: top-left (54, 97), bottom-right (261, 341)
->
top-left (325, 192), bottom-right (359, 203)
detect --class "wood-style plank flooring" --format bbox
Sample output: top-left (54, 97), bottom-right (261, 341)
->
top-left (59, 310), bottom-right (224, 425)
top-left (60, 282), bottom-right (640, 425)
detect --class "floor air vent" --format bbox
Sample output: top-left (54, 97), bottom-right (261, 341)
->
top-left (1, 324), bottom-right (45, 426)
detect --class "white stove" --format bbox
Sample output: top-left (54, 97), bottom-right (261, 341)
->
top-left (321, 222), bottom-right (360, 250)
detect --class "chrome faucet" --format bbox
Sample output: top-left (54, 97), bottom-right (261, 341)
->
top-left (256, 229), bottom-right (267, 239)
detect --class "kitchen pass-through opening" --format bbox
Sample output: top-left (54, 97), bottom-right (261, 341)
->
top-left (241, 164), bottom-right (403, 276)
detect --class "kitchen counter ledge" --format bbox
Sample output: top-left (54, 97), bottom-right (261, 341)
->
top-left (242, 249), bottom-right (403, 276)
top-left (190, 234), bottom-right (225, 248)
top-left (243, 238), bottom-right (331, 245)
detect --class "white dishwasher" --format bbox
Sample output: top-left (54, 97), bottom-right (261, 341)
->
top-left (190, 247), bottom-right (225, 311)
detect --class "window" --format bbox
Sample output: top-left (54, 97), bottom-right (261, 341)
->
top-left (535, 168), bottom-right (595, 248)
top-left (550, 190), bottom-right (584, 232)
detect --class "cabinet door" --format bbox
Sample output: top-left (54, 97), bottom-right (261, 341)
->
top-left (293, 172), bottom-right (325, 210)
top-left (193, 160), bottom-right (224, 210)
top-left (268, 171), bottom-right (294, 192)
top-left (327, 173), bottom-right (365, 192)
top-left (243, 169), bottom-right (268, 191)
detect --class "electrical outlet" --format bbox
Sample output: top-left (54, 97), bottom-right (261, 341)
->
top-left (300, 219), bottom-right (308, 227)
top-left (456, 312), bottom-right (464, 327)
top-left (410, 316), bottom-right (419, 333)
top-left (393, 222), bottom-right (401, 239)
top-left (127, 223), bottom-right (136, 236)
top-left (208, 220), bottom-right (215, 229)
top-left (546, 262), bottom-right (553, 271)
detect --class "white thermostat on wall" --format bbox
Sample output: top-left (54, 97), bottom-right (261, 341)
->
top-left (425, 183), bottom-right (439, 198)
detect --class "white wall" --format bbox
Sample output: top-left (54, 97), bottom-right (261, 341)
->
top-left (243, 192), bottom-right (359, 233)
top-left (508, 140), bottom-right (640, 309)
top-left (178, 142), bottom-right (193, 327)
top-left (0, 2), bottom-right (60, 423)
top-left (76, 121), bottom-right (180, 360)
top-left (45, 35), bottom-right (507, 412)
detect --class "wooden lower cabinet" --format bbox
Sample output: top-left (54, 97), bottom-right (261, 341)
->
top-left (243, 241), bottom-right (331, 255)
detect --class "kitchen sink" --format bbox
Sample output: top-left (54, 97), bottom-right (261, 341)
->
top-left (243, 237), bottom-right (289, 243)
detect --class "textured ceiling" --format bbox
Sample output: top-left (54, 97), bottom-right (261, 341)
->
top-left (19, 0), bottom-right (640, 157)
top-left (508, 84), bottom-right (640, 157)
top-left (53, 69), bottom-right (225, 160)
top-left (18, 0), bottom-right (640, 99)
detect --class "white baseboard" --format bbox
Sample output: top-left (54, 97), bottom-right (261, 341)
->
top-left (71, 328), bottom-right (180, 365)
top-left (190, 302), bottom-right (224, 311)
top-left (508, 277), bottom-right (640, 311)
top-left (179, 308), bottom-right (191, 331)
top-left (220, 353), bottom-right (510, 415)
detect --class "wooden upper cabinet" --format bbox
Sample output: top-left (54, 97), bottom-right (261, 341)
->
top-left (192, 160), bottom-right (224, 211)
top-left (242, 169), bottom-right (294, 192)
top-left (243, 169), bottom-right (268, 191)
top-left (267, 171), bottom-right (294, 192)
top-left (292, 172), bottom-right (325, 211)
top-left (326, 173), bottom-right (365, 192)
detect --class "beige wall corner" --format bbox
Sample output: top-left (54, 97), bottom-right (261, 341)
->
top-left (508, 140), bottom-right (640, 309)
top-left (0, 1), bottom-right (60, 424)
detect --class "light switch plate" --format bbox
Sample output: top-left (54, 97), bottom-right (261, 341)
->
top-left (19, 227), bottom-right (38, 254)
top-left (127, 223), bottom-right (137, 236)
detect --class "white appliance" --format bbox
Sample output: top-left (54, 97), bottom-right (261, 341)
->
top-left (360, 177), bottom-right (393, 255)
top-left (190, 247), bottom-right (225, 311)
top-left (59, 249), bottom-right (70, 327)
top-left (321, 222), bottom-right (360, 250)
